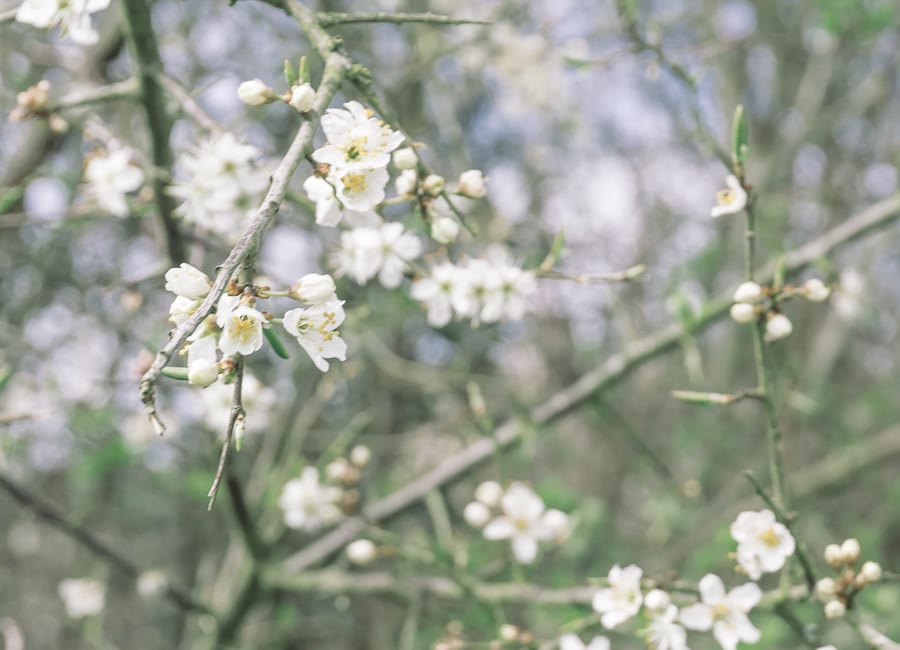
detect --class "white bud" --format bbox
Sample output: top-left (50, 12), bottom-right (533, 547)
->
top-left (815, 577), bottom-right (836, 598)
top-left (349, 444), bottom-right (371, 468)
top-left (499, 624), bottom-right (519, 641)
top-left (346, 539), bottom-right (377, 565)
top-left (422, 173), bottom-right (445, 197)
top-left (644, 589), bottom-right (671, 612)
top-left (395, 169), bottom-right (418, 196)
top-left (542, 509), bottom-right (570, 541)
top-left (392, 147), bottom-right (418, 170)
top-left (730, 302), bottom-right (757, 324)
top-left (291, 273), bottom-right (336, 304)
top-left (824, 543), bottom-right (843, 567)
top-left (136, 570), bottom-right (168, 598)
top-left (733, 281), bottom-right (763, 304)
top-left (824, 600), bottom-right (846, 619)
top-left (237, 79), bottom-right (274, 106)
top-left (463, 501), bottom-right (491, 528)
top-left (326, 458), bottom-right (350, 483)
top-left (431, 217), bottom-right (460, 244)
top-left (165, 263), bottom-right (212, 300)
top-left (457, 169), bottom-right (486, 198)
top-left (803, 278), bottom-right (831, 303)
top-left (188, 359), bottom-right (219, 387)
top-left (474, 480), bottom-right (503, 507)
top-left (289, 83), bottom-right (316, 113)
top-left (840, 538), bottom-right (861, 564)
top-left (860, 560), bottom-right (882, 583)
top-left (765, 313), bottom-right (793, 341)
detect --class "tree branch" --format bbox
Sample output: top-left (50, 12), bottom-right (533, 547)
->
top-left (317, 11), bottom-right (489, 27)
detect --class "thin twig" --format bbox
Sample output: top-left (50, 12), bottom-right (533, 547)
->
top-left (539, 264), bottom-right (648, 283)
top-left (225, 476), bottom-right (268, 560)
top-left (281, 191), bottom-right (900, 573)
top-left (47, 77), bottom-right (140, 112)
top-left (0, 471), bottom-right (212, 615)
top-left (208, 361), bottom-right (245, 510)
top-left (157, 72), bottom-right (223, 134)
top-left (317, 10), bottom-right (489, 27)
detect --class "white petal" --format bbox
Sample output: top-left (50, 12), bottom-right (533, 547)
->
top-left (482, 517), bottom-right (515, 540)
top-left (511, 535), bottom-right (538, 564)
top-left (698, 573), bottom-right (726, 604)
top-left (679, 603), bottom-right (713, 631)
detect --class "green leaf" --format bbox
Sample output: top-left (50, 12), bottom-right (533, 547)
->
top-left (731, 104), bottom-right (748, 170)
top-left (161, 366), bottom-right (189, 381)
top-left (298, 55), bottom-right (309, 84)
top-left (772, 254), bottom-right (787, 292)
top-left (284, 59), bottom-right (297, 87)
top-left (264, 327), bottom-right (290, 359)
top-left (538, 229), bottom-right (566, 272)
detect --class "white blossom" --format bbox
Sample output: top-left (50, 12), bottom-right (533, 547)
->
top-left (592, 564), bottom-right (643, 629)
top-left (312, 100), bottom-right (404, 170)
top-left (83, 147), bottom-right (143, 216)
top-left (289, 83), bottom-right (316, 113)
top-left (481, 482), bottom-right (568, 564)
top-left (332, 166), bottom-right (390, 212)
top-left (765, 314), bottom-right (793, 342)
top-left (169, 295), bottom-right (200, 326)
top-left (474, 480), bottom-right (504, 507)
top-left (392, 147), bottom-right (418, 170)
top-left (282, 300), bottom-right (347, 372)
top-left (279, 467), bottom-right (343, 531)
top-left (169, 133), bottom-right (269, 240)
top-left (346, 539), bottom-right (377, 565)
top-left (302, 175), bottom-right (380, 228)
top-left (803, 278), bottom-right (831, 302)
top-left (816, 647), bottom-right (837, 650)
top-left (165, 263), bottom-right (211, 300)
top-left (58, 578), bottom-right (105, 619)
top-left (644, 589), bottom-right (672, 613)
top-left (729, 509), bottom-right (795, 580)
top-left (840, 538), bottom-right (860, 564)
top-left (463, 501), bottom-right (492, 528)
top-left (431, 216), bottom-right (460, 244)
top-left (480, 262), bottom-right (537, 323)
top-left (457, 169), bottom-right (487, 198)
top-left (860, 561), bottom-right (882, 583)
top-left (217, 301), bottom-right (266, 357)
top-left (395, 169), bottom-right (418, 196)
top-left (680, 574), bottom-right (761, 650)
top-left (237, 79), bottom-right (274, 106)
top-left (186, 336), bottom-right (219, 387)
top-left (422, 173), bottom-right (445, 197)
top-left (349, 444), bottom-right (371, 468)
top-left (17, 0), bottom-right (111, 45)
top-left (291, 273), bottom-right (337, 304)
top-left (558, 634), bottom-right (610, 650)
top-left (411, 263), bottom-right (461, 327)
top-left (647, 605), bottom-right (689, 650)
top-left (333, 224), bottom-right (421, 288)
top-left (710, 175), bottom-right (748, 218)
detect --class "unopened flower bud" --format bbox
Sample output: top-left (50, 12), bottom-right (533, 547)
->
top-left (860, 560), bottom-right (882, 583)
top-left (765, 313), bottom-right (793, 341)
top-left (136, 570), bottom-right (168, 599)
top-left (463, 501), bottom-right (491, 528)
top-left (840, 538), bottom-right (861, 564)
top-left (349, 444), bottom-right (371, 468)
top-left (457, 169), bottom-right (486, 198)
top-left (474, 480), bottom-right (503, 507)
top-left (395, 169), bottom-right (418, 196)
top-left (733, 281), bottom-right (763, 304)
top-left (431, 217), bottom-right (459, 244)
top-left (824, 600), bottom-right (846, 619)
top-left (815, 577), bottom-right (836, 598)
top-left (326, 458), bottom-right (350, 483)
top-left (422, 174), bottom-right (445, 197)
top-left (542, 509), bottom-right (570, 541)
top-left (346, 539), bottom-right (377, 565)
top-left (499, 624), bottom-right (519, 642)
top-left (291, 273), bottom-right (336, 304)
top-left (237, 79), bottom-right (275, 106)
top-left (803, 278), bottom-right (831, 303)
top-left (188, 359), bottom-right (219, 387)
top-left (165, 263), bottom-right (212, 300)
top-left (824, 543), bottom-right (843, 567)
top-left (644, 589), bottom-right (671, 612)
top-left (289, 82), bottom-right (316, 113)
top-left (48, 114), bottom-right (69, 133)
top-left (730, 303), bottom-right (757, 324)
top-left (393, 147), bottom-right (418, 170)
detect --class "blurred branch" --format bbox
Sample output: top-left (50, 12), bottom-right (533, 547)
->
top-left (157, 72), bottom-right (223, 134)
top-left (0, 7), bottom-right (17, 23)
top-left (46, 77), bottom-right (140, 112)
top-left (0, 471), bottom-right (212, 616)
top-left (282, 191), bottom-right (900, 573)
top-left (317, 11), bottom-right (489, 27)
top-left (208, 361), bottom-right (245, 510)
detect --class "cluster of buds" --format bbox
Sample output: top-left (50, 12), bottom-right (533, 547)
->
top-left (278, 451), bottom-right (369, 533)
top-left (324, 444), bottom-right (372, 514)
top-left (495, 624), bottom-right (534, 648)
top-left (729, 278), bottom-right (831, 341)
top-left (237, 57), bottom-right (316, 113)
top-left (9, 80), bottom-right (67, 132)
top-left (814, 537), bottom-right (882, 619)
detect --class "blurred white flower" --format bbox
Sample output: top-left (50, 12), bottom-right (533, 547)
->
top-left (733, 281), bottom-right (763, 304)
top-left (168, 295), bottom-right (200, 326)
top-left (860, 560), bottom-right (882, 583)
top-left (346, 539), bottom-right (377, 565)
top-left (395, 169), bottom-right (418, 196)
top-left (765, 313), bottom-right (793, 342)
top-left (463, 501), bottom-right (492, 528)
top-left (710, 175), bottom-right (747, 218)
top-left (480, 262), bottom-right (537, 323)
top-left (802, 278), bottom-right (830, 303)
top-left (217, 304), bottom-right (266, 357)
top-left (282, 300), bottom-right (347, 372)
top-left (136, 570), bottom-right (168, 599)
top-left (186, 336), bottom-right (219, 387)
top-left (312, 100), bottom-right (404, 170)
top-left (411, 263), bottom-right (459, 327)
top-left (58, 578), bottom-right (105, 619)
top-left (559, 634), bottom-right (610, 650)
top-left (730, 303), bottom-right (757, 324)
top-left (17, 0), bottom-right (111, 45)
top-left (824, 600), bottom-right (845, 619)
top-left (644, 589), bottom-right (671, 613)
top-left (164, 263), bottom-right (211, 300)
top-left (349, 444), bottom-right (371, 468)
top-left (422, 173), bottom-right (445, 197)
top-left (457, 169), bottom-right (487, 198)
top-left (730, 509), bottom-right (795, 580)
top-left (482, 482), bottom-right (568, 564)
top-left (303, 175), bottom-right (381, 228)
top-left (430, 216), bottom-right (460, 244)
top-left (647, 605), bottom-right (688, 650)
top-left (840, 538), bottom-right (860, 564)
top-left (83, 147), bottom-right (143, 216)
top-left (592, 564), bottom-right (643, 629)
top-left (474, 480), bottom-right (504, 507)
top-left (279, 467), bottom-right (343, 531)
top-left (680, 574), bottom-right (761, 650)
top-left (333, 223), bottom-right (421, 288)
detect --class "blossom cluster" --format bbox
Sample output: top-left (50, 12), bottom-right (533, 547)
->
top-left (463, 481), bottom-right (569, 564)
top-left (729, 278), bottom-right (831, 341)
top-left (165, 264), bottom-right (347, 386)
top-left (82, 145), bottom-right (144, 217)
top-left (815, 537), bottom-right (882, 620)
top-left (58, 577), bottom-right (105, 619)
top-left (168, 133), bottom-right (270, 240)
top-left (15, 0), bottom-right (111, 45)
top-left (279, 446), bottom-right (370, 532)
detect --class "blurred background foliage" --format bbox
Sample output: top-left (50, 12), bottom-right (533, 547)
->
top-left (1, 0), bottom-right (899, 648)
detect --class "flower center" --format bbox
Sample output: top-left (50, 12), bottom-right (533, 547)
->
top-left (345, 136), bottom-right (369, 161)
top-left (513, 517), bottom-right (531, 531)
top-left (342, 172), bottom-right (368, 195)
top-left (712, 603), bottom-right (730, 620)
top-left (716, 189), bottom-right (737, 206)
top-left (758, 528), bottom-right (780, 547)
top-left (229, 316), bottom-right (256, 342)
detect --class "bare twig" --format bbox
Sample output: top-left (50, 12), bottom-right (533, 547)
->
top-left (0, 471), bottom-right (211, 615)
top-left (281, 191), bottom-right (900, 573)
top-left (157, 72), bottom-right (223, 134)
top-left (46, 77), bottom-right (140, 112)
top-left (208, 361), bottom-right (245, 510)
top-left (317, 11), bottom-right (489, 27)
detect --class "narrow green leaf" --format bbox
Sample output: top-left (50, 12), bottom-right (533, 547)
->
top-left (772, 254), bottom-right (787, 292)
top-left (538, 229), bottom-right (566, 272)
top-left (731, 104), bottom-right (748, 170)
top-left (298, 55), bottom-right (309, 84)
top-left (161, 366), bottom-right (189, 381)
top-left (284, 59), bottom-right (297, 87)
top-left (264, 327), bottom-right (290, 359)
